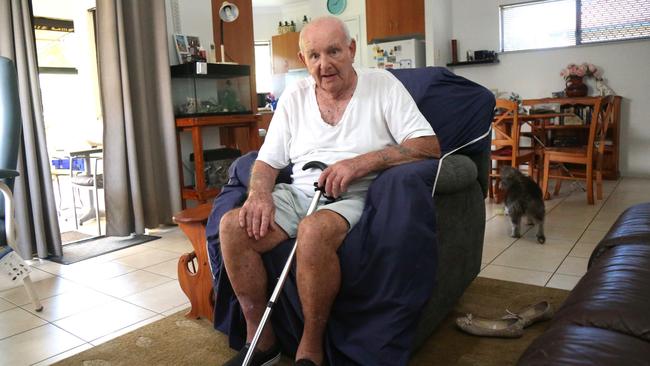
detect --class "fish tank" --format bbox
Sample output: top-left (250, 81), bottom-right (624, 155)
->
top-left (171, 62), bottom-right (252, 117)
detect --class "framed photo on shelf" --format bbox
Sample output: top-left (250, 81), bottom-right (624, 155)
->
top-left (174, 34), bottom-right (189, 63)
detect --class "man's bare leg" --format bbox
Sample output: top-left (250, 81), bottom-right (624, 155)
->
top-left (220, 208), bottom-right (289, 351)
top-left (295, 210), bottom-right (349, 365)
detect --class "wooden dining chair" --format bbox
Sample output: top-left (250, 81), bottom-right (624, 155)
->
top-left (489, 99), bottom-right (536, 201)
top-left (541, 96), bottom-right (615, 204)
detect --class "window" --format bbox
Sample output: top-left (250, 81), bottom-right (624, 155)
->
top-left (500, 0), bottom-right (650, 52)
top-left (254, 41), bottom-right (272, 93)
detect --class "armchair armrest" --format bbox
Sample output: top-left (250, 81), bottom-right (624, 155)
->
top-left (435, 155), bottom-right (478, 195)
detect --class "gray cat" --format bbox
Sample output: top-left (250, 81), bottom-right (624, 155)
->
top-left (499, 166), bottom-right (546, 244)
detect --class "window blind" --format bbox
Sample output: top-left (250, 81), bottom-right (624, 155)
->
top-left (501, 0), bottom-right (576, 52)
top-left (581, 0), bottom-right (650, 43)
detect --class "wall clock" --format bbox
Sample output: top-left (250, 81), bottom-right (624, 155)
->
top-left (327, 0), bottom-right (347, 15)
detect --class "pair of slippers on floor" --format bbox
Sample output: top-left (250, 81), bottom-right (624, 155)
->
top-left (456, 301), bottom-right (554, 338)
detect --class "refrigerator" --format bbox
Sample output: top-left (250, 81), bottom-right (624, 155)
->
top-left (368, 38), bottom-right (425, 69)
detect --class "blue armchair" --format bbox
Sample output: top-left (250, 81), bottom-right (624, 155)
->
top-left (204, 67), bottom-right (493, 365)
top-left (174, 67), bottom-right (494, 365)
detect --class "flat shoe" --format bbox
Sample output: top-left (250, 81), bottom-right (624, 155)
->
top-left (455, 314), bottom-right (524, 338)
top-left (503, 301), bottom-right (554, 328)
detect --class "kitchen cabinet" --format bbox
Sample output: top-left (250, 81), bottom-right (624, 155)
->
top-left (365, 0), bottom-right (424, 44)
top-left (272, 32), bottom-right (303, 74)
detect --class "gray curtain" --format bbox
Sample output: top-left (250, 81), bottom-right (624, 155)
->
top-left (0, 0), bottom-right (63, 258)
top-left (96, 0), bottom-right (181, 236)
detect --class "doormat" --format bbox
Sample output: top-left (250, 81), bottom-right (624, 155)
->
top-left (60, 230), bottom-right (93, 244)
top-left (48, 234), bottom-right (161, 265)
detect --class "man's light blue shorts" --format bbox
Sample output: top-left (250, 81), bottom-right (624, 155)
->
top-left (271, 183), bottom-right (366, 238)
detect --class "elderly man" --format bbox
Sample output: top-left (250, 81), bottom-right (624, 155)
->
top-left (220, 16), bottom-right (440, 366)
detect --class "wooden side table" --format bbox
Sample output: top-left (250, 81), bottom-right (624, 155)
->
top-left (176, 114), bottom-right (260, 208)
top-left (174, 203), bottom-right (214, 321)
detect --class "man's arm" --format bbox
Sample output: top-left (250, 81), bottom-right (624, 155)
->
top-left (319, 135), bottom-right (441, 198)
top-left (239, 160), bottom-right (280, 239)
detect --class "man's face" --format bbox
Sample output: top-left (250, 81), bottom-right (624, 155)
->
top-left (299, 22), bottom-right (356, 95)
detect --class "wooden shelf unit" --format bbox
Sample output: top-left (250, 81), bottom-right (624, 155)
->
top-left (175, 114), bottom-right (260, 207)
top-left (447, 59), bottom-right (499, 67)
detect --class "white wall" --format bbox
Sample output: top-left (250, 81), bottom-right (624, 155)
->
top-left (253, 0), bottom-right (369, 67)
top-left (450, 0), bottom-right (650, 177)
top-left (425, 0), bottom-right (451, 66)
top-left (253, 6), bottom-right (283, 41)
top-left (164, 0), bottom-right (221, 188)
top-left (165, 0), bottom-right (215, 65)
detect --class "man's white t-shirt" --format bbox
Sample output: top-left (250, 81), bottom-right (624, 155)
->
top-left (257, 68), bottom-right (435, 195)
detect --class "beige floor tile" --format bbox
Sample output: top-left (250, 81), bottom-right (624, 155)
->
top-left (569, 242), bottom-right (599, 258)
top-left (546, 274), bottom-right (582, 291)
top-left (556, 257), bottom-right (589, 276)
top-left (31, 343), bottom-right (94, 366)
top-left (54, 299), bottom-right (157, 342)
top-left (514, 236), bottom-right (575, 249)
top-left (481, 244), bottom-right (506, 263)
top-left (577, 229), bottom-right (607, 244)
top-left (31, 260), bottom-right (67, 277)
top-left (543, 214), bottom-right (592, 229)
top-left (24, 287), bottom-right (113, 322)
top-left (480, 262), bottom-right (489, 270)
top-left (493, 244), bottom-right (570, 273)
top-left (90, 314), bottom-right (165, 346)
top-left (483, 217), bottom-right (521, 248)
top-left (113, 248), bottom-right (179, 269)
top-left (162, 302), bottom-right (190, 317)
top-left (142, 258), bottom-right (179, 279)
top-left (587, 217), bottom-right (618, 231)
top-left (0, 297), bottom-right (15, 312)
top-left (91, 270), bottom-right (173, 298)
top-left (0, 307), bottom-right (48, 339)
top-left (55, 261), bottom-right (137, 285)
top-left (0, 276), bottom-right (80, 307)
top-left (146, 238), bottom-right (193, 254)
top-left (123, 281), bottom-right (188, 313)
top-left (523, 224), bottom-right (584, 242)
top-left (91, 244), bottom-right (152, 262)
top-left (479, 264), bottom-right (552, 286)
top-left (0, 324), bottom-right (85, 366)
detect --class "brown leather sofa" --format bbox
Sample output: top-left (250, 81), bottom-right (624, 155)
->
top-left (518, 202), bottom-right (650, 365)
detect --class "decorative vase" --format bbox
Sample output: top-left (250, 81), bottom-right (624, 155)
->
top-left (565, 75), bottom-right (588, 97)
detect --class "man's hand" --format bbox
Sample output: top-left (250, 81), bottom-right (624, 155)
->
top-left (317, 158), bottom-right (367, 198)
top-left (239, 191), bottom-right (275, 240)
top-left (317, 136), bottom-right (440, 197)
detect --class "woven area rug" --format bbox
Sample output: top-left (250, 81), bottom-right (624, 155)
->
top-left (48, 234), bottom-right (161, 265)
top-left (54, 277), bottom-right (570, 366)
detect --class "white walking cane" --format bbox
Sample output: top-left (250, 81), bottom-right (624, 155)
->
top-left (243, 161), bottom-right (331, 366)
